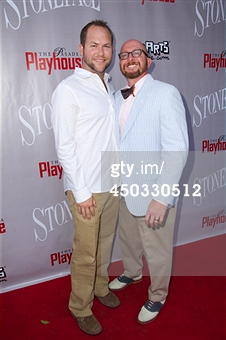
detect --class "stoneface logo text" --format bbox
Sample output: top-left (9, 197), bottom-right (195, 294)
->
top-left (193, 87), bottom-right (226, 128)
top-left (4, 0), bottom-right (100, 30)
top-left (193, 166), bottom-right (225, 207)
top-left (33, 199), bottom-right (72, 242)
top-left (194, 0), bottom-right (226, 37)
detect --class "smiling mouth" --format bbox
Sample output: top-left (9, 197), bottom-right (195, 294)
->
top-left (126, 63), bottom-right (138, 70)
top-left (95, 60), bottom-right (108, 65)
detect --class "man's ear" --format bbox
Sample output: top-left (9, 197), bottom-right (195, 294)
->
top-left (79, 44), bottom-right (83, 56)
top-left (148, 57), bottom-right (152, 68)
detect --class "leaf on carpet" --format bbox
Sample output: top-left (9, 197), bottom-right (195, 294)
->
top-left (40, 320), bottom-right (50, 325)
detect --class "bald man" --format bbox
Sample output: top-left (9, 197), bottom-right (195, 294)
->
top-left (109, 40), bottom-right (188, 323)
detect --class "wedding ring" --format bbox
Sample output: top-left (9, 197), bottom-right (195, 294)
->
top-left (154, 217), bottom-right (160, 221)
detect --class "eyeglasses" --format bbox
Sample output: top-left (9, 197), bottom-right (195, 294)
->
top-left (118, 49), bottom-right (149, 60)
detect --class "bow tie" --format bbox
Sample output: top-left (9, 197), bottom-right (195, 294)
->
top-left (121, 85), bottom-right (135, 99)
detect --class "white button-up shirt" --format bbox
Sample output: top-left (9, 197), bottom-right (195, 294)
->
top-left (51, 68), bottom-right (119, 203)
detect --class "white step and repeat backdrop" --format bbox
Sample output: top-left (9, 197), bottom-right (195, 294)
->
top-left (1, 0), bottom-right (225, 292)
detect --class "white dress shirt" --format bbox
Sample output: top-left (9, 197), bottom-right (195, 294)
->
top-left (51, 68), bottom-right (119, 203)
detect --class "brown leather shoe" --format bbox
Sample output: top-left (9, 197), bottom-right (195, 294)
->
top-left (71, 313), bottom-right (102, 335)
top-left (96, 291), bottom-right (120, 308)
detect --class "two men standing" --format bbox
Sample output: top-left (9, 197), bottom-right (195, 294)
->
top-left (52, 21), bottom-right (188, 336)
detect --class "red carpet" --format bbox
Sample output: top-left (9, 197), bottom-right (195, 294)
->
top-left (1, 235), bottom-right (226, 339)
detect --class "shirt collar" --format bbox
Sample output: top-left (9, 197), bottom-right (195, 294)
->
top-left (123, 74), bottom-right (148, 96)
top-left (74, 68), bottom-right (110, 82)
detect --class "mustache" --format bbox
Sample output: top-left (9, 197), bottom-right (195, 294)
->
top-left (124, 61), bottom-right (139, 67)
top-left (127, 61), bottom-right (137, 65)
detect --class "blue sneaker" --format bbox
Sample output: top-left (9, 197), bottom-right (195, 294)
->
top-left (137, 299), bottom-right (165, 324)
top-left (109, 274), bottom-right (142, 291)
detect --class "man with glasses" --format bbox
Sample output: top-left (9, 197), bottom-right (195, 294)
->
top-left (109, 39), bottom-right (188, 323)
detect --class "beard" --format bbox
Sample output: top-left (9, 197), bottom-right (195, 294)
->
top-left (120, 59), bottom-right (148, 79)
top-left (83, 55), bottom-right (111, 74)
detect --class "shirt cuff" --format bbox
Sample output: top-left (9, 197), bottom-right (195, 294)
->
top-left (73, 187), bottom-right (92, 204)
top-left (153, 198), bottom-right (168, 206)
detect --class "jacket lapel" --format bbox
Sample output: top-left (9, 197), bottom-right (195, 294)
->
top-left (115, 75), bottom-right (154, 143)
top-left (120, 93), bottom-right (147, 142)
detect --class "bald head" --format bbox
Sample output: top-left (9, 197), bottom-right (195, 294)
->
top-left (119, 39), bottom-right (152, 85)
top-left (120, 39), bottom-right (148, 54)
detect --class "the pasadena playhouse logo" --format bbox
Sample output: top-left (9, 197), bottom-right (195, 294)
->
top-left (204, 50), bottom-right (226, 72)
top-left (50, 249), bottom-right (72, 266)
top-left (0, 219), bottom-right (6, 234)
top-left (202, 209), bottom-right (226, 228)
top-left (25, 47), bottom-right (82, 75)
top-left (38, 160), bottom-right (63, 179)
top-left (202, 135), bottom-right (226, 154)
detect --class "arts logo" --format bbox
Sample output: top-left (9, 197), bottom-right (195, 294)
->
top-left (39, 161), bottom-right (63, 179)
top-left (202, 209), bottom-right (226, 228)
top-left (202, 135), bottom-right (226, 154)
top-left (0, 219), bottom-right (6, 234)
top-left (25, 47), bottom-right (82, 75)
top-left (50, 249), bottom-right (72, 266)
top-left (204, 51), bottom-right (226, 71)
top-left (0, 267), bottom-right (7, 283)
top-left (144, 41), bottom-right (170, 61)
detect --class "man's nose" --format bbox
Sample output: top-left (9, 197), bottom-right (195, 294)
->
top-left (128, 52), bottom-right (134, 61)
top-left (97, 46), bottom-right (104, 55)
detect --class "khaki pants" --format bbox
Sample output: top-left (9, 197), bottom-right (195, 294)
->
top-left (119, 197), bottom-right (177, 302)
top-left (67, 190), bottom-right (119, 317)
